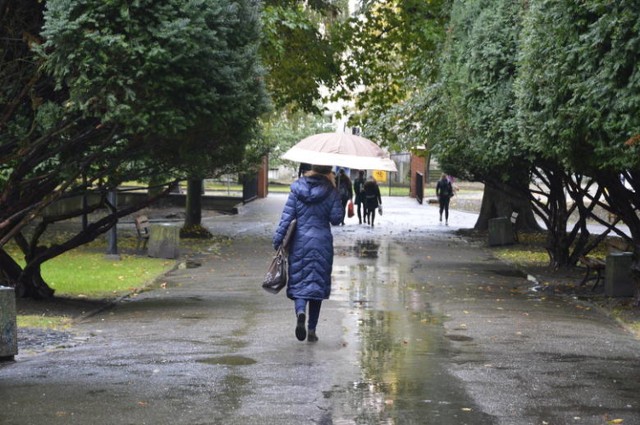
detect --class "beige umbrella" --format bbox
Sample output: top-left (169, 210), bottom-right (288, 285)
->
top-left (282, 132), bottom-right (398, 172)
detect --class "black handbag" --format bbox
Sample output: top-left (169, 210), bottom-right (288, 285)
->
top-left (262, 219), bottom-right (296, 294)
top-left (262, 245), bottom-right (287, 294)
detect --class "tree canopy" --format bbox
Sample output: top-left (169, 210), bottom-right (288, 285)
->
top-left (516, 0), bottom-right (640, 174)
top-left (332, 0), bottom-right (450, 149)
top-left (41, 0), bottom-right (269, 175)
top-left (0, 0), bottom-right (269, 297)
top-left (423, 0), bottom-right (639, 268)
top-left (515, 0), bottom-right (640, 264)
top-left (260, 0), bottom-right (344, 113)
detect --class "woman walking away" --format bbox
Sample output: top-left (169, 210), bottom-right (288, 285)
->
top-left (436, 173), bottom-right (454, 225)
top-left (353, 170), bottom-right (366, 224)
top-left (273, 165), bottom-right (343, 342)
top-left (363, 176), bottom-right (382, 227)
top-left (336, 168), bottom-right (353, 225)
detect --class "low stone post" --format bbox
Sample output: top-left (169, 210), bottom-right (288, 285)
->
top-left (0, 286), bottom-right (18, 361)
top-left (488, 217), bottom-right (514, 246)
top-left (605, 252), bottom-right (634, 297)
top-left (148, 224), bottom-right (180, 259)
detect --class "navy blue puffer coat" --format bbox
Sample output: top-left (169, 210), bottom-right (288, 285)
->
top-left (273, 174), bottom-right (343, 301)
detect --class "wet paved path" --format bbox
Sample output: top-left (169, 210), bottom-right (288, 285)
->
top-left (1, 194), bottom-right (640, 424)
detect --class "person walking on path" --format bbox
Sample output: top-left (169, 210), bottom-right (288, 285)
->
top-left (353, 170), bottom-right (367, 224)
top-left (363, 176), bottom-right (382, 227)
top-left (436, 173), bottom-right (454, 225)
top-left (336, 168), bottom-right (353, 225)
top-left (273, 164), bottom-right (343, 342)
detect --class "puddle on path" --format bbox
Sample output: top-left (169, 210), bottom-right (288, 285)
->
top-left (178, 260), bottom-right (202, 269)
top-left (197, 355), bottom-right (256, 366)
top-left (329, 239), bottom-right (494, 424)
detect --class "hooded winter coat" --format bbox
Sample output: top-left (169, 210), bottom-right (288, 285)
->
top-left (273, 173), bottom-right (343, 301)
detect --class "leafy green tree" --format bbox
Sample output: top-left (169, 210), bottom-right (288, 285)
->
top-left (429, 0), bottom-right (541, 233)
top-left (261, 0), bottom-right (344, 113)
top-left (257, 0), bottom-right (346, 179)
top-left (334, 0), bottom-right (450, 149)
top-left (516, 0), bottom-right (640, 272)
top-left (263, 111), bottom-right (335, 170)
top-left (42, 0), bottom-right (269, 239)
top-left (0, 0), bottom-right (268, 297)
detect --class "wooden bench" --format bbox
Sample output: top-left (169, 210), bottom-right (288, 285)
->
top-left (579, 255), bottom-right (606, 290)
top-left (606, 237), bottom-right (632, 254)
top-left (578, 238), bottom-right (634, 292)
top-left (135, 215), bottom-right (150, 251)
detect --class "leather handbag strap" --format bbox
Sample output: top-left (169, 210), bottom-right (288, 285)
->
top-left (281, 219), bottom-right (297, 253)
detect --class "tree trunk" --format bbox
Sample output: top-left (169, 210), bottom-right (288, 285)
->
top-left (543, 169), bottom-right (573, 268)
top-left (597, 170), bottom-right (640, 298)
top-left (182, 178), bottom-right (212, 238)
top-left (2, 187), bottom-right (172, 299)
top-left (19, 266), bottom-right (55, 299)
top-left (184, 178), bottom-right (203, 228)
top-left (0, 248), bottom-right (54, 299)
top-left (531, 166), bottom-right (612, 269)
top-left (475, 182), bottom-right (541, 232)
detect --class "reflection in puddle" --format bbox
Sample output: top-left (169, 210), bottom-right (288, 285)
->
top-left (178, 260), bottom-right (202, 269)
top-left (197, 356), bottom-right (256, 366)
top-left (354, 239), bottom-right (381, 258)
top-left (329, 240), bottom-right (481, 424)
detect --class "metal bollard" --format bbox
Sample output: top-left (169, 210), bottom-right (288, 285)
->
top-left (488, 217), bottom-right (514, 246)
top-left (0, 286), bottom-right (18, 361)
top-left (148, 224), bottom-right (180, 259)
top-left (605, 252), bottom-right (635, 297)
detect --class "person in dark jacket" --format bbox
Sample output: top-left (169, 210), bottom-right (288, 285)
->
top-left (353, 170), bottom-right (366, 224)
top-left (363, 176), bottom-right (382, 227)
top-left (336, 168), bottom-right (353, 225)
top-left (273, 164), bottom-right (343, 342)
top-left (435, 173), bottom-right (454, 225)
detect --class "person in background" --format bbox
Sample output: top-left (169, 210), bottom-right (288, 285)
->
top-left (336, 168), bottom-right (353, 225)
top-left (363, 176), bottom-right (382, 227)
top-left (273, 164), bottom-right (343, 342)
top-left (436, 173), bottom-right (454, 225)
top-left (353, 170), bottom-right (367, 224)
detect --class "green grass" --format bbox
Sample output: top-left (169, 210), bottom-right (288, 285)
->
top-left (269, 182), bottom-right (413, 196)
top-left (493, 246), bottom-right (549, 268)
top-left (17, 315), bottom-right (72, 330)
top-left (5, 238), bottom-right (174, 299)
top-left (5, 231), bottom-right (225, 301)
top-left (11, 237), bottom-right (184, 330)
top-left (268, 184), bottom-right (291, 193)
top-left (40, 252), bottom-right (174, 297)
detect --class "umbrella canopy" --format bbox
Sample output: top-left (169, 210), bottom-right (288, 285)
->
top-left (282, 132), bottom-right (398, 172)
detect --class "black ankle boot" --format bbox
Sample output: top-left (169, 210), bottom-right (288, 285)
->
top-left (295, 313), bottom-right (306, 341)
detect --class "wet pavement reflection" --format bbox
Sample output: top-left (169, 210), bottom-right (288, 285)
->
top-left (4, 195), bottom-right (640, 425)
top-left (327, 239), bottom-right (495, 424)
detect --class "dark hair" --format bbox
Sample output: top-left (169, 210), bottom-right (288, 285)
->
top-left (312, 165), bottom-right (333, 175)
